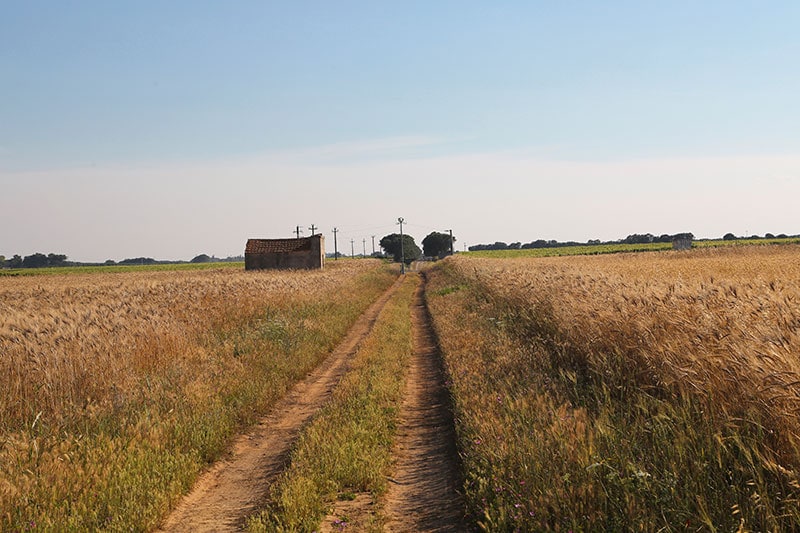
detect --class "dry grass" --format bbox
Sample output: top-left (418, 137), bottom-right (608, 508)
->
top-left (427, 245), bottom-right (800, 530)
top-left (0, 261), bottom-right (396, 531)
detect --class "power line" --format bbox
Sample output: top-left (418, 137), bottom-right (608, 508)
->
top-left (332, 223), bottom-right (396, 234)
top-left (405, 222), bottom-right (446, 233)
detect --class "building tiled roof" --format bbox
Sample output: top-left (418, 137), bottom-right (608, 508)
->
top-left (246, 238), bottom-right (312, 254)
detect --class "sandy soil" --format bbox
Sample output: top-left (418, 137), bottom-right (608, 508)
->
top-left (156, 276), bottom-right (403, 532)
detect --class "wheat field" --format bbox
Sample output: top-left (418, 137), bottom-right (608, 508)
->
top-left (427, 245), bottom-right (800, 530)
top-left (0, 261), bottom-right (396, 530)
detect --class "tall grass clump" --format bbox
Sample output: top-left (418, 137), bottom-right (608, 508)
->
top-left (0, 261), bottom-right (395, 531)
top-left (247, 273), bottom-right (417, 532)
top-left (427, 246), bottom-right (800, 530)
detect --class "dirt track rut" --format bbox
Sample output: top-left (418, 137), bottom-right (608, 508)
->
top-left (382, 272), bottom-right (466, 532)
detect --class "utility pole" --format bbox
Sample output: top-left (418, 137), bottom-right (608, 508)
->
top-left (350, 239), bottom-right (355, 258)
top-left (397, 217), bottom-right (405, 274)
top-left (371, 235), bottom-right (376, 255)
top-left (448, 229), bottom-right (454, 255)
top-left (332, 227), bottom-right (339, 260)
top-left (362, 238), bottom-right (366, 257)
top-left (308, 224), bottom-right (317, 236)
top-left (295, 225), bottom-right (303, 239)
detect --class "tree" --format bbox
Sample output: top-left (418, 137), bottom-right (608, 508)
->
top-left (379, 233), bottom-right (421, 264)
top-left (119, 257), bottom-right (156, 265)
top-left (468, 242), bottom-right (509, 251)
top-left (8, 255), bottom-right (23, 268)
top-left (525, 240), bottom-right (550, 249)
top-left (47, 253), bottom-right (67, 266)
top-left (623, 233), bottom-right (655, 244)
top-left (190, 254), bottom-right (212, 263)
top-left (723, 233), bottom-right (737, 241)
top-left (22, 253), bottom-right (49, 268)
top-left (421, 231), bottom-right (455, 258)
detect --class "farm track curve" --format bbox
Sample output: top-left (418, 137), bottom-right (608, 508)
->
top-left (156, 275), bottom-right (405, 532)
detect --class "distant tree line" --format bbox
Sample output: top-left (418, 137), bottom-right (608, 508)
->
top-left (0, 253), bottom-right (70, 269)
top-left (0, 252), bottom-right (244, 269)
top-left (468, 232), bottom-right (744, 251)
top-left (723, 232), bottom-right (790, 241)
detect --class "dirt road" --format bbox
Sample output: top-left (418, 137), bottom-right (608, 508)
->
top-left (157, 277), bottom-right (403, 532)
top-left (158, 271), bottom-right (466, 532)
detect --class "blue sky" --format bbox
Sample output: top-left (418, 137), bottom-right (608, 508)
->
top-left (2, 1), bottom-right (799, 261)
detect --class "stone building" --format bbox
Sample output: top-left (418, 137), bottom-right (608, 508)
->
top-left (245, 235), bottom-right (325, 270)
top-left (672, 235), bottom-right (693, 251)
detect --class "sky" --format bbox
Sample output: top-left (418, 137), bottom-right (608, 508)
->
top-left (2, 1), bottom-right (799, 262)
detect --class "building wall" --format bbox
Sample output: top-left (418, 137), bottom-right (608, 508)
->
top-left (672, 238), bottom-right (693, 251)
top-left (245, 235), bottom-right (325, 270)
